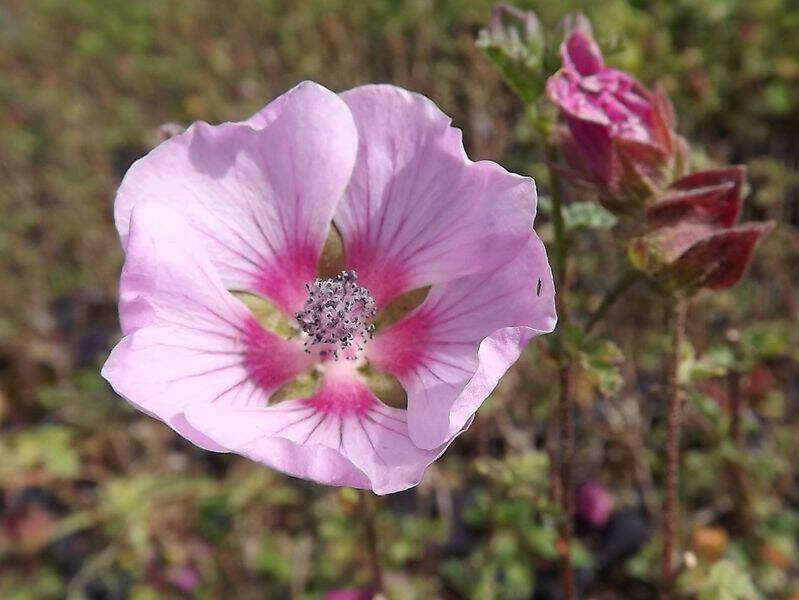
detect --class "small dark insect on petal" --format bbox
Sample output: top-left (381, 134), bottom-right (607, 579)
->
top-left (536, 279), bottom-right (542, 297)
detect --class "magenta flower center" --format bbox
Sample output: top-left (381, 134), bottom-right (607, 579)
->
top-left (295, 270), bottom-right (377, 360)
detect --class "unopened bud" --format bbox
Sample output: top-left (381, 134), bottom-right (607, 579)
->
top-left (477, 3), bottom-right (546, 103)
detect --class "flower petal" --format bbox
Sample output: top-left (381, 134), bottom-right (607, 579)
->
top-left (240, 86), bottom-right (292, 130)
top-left (547, 72), bottom-right (613, 127)
top-left (648, 85), bottom-right (679, 152)
top-left (563, 113), bottom-right (616, 187)
top-left (368, 234), bottom-right (556, 449)
top-left (562, 29), bottom-right (604, 76)
top-left (114, 81), bottom-right (358, 313)
top-left (335, 84), bottom-right (535, 307)
top-left (185, 366), bottom-right (451, 495)
top-left (102, 203), bottom-right (310, 450)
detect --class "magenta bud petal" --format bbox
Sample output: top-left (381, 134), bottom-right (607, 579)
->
top-left (561, 114), bottom-right (615, 186)
top-left (562, 27), bottom-right (604, 76)
top-left (649, 85), bottom-right (678, 149)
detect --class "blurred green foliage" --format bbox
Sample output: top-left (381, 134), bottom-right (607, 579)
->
top-left (1, 0), bottom-right (798, 598)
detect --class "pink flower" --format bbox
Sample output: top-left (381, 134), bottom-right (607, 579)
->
top-left (546, 25), bottom-right (686, 213)
top-left (102, 82), bottom-right (556, 494)
top-left (577, 481), bottom-right (613, 529)
top-left (629, 166), bottom-right (774, 292)
top-left (167, 565), bottom-right (202, 593)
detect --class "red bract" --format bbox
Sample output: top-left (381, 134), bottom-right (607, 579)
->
top-left (629, 167), bottom-right (774, 292)
top-left (546, 26), bottom-right (687, 214)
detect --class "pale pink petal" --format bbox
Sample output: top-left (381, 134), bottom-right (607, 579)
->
top-left (114, 81), bottom-right (358, 313)
top-left (240, 85), bottom-right (292, 129)
top-left (102, 203), bottom-right (310, 449)
top-left (335, 84), bottom-right (535, 307)
top-left (185, 366), bottom-right (452, 495)
top-left (368, 234), bottom-right (556, 449)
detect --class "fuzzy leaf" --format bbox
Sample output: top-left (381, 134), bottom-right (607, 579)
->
top-left (563, 201), bottom-right (618, 231)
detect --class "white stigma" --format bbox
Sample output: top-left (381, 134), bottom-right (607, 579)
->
top-left (295, 270), bottom-right (377, 361)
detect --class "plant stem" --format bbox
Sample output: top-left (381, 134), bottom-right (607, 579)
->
top-left (585, 269), bottom-right (641, 335)
top-left (546, 412), bottom-right (563, 506)
top-left (662, 295), bottom-right (687, 588)
top-left (727, 366), bottom-right (752, 535)
top-left (546, 142), bottom-right (575, 600)
top-left (729, 369), bottom-right (744, 450)
top-left (546, 146), bottom-right (568, 288)
top-left (558, 362), bottom-right (576, 600)
top-left (359, 491), bottom-right (384, 594)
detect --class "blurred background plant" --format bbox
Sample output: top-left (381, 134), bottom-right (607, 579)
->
top-left (1, 0), bottom-right (797, 598)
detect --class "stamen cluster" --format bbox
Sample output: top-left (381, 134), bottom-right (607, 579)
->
top-left (296, 270), bottom-right (377, 360)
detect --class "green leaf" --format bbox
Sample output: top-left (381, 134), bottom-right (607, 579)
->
top-left (689, 390), bottom-right (724, 424)
top-left (525, 525), bottom-right (559, 560)
top-left (258, 537), bottom-right (292, 582)
top-left (562, 201), bottom-right (618, 231)
top-left (697, 560), bottom-right (762, 600)
top-left (0, 425), bottom-right (80, 479)
top-left (580, 339), bottom-right (624, 396)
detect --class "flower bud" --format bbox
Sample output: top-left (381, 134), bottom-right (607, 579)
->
top-left (546, 23), bottom-right (687, 214)
top-left (477, 3), bottom-right (546, 103)
top-left (629, 167), bottom-right (774, 293)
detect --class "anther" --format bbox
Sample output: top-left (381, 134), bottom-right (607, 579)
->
top-left (295, 270), bottom-right (377, 361)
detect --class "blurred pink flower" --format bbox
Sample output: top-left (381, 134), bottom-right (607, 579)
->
top-left (577, 481), bottom-right (613, 529)
top-left (167, 565), bottom-right (201, 593)
top-left (324, 589), bottom-right (374, 600)
top-left (102, 82), bottom-right (556, 494)
top-left (629, 166), bottom-right (774, 292)
top-left (546, 24), bottom-right (686, 213)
